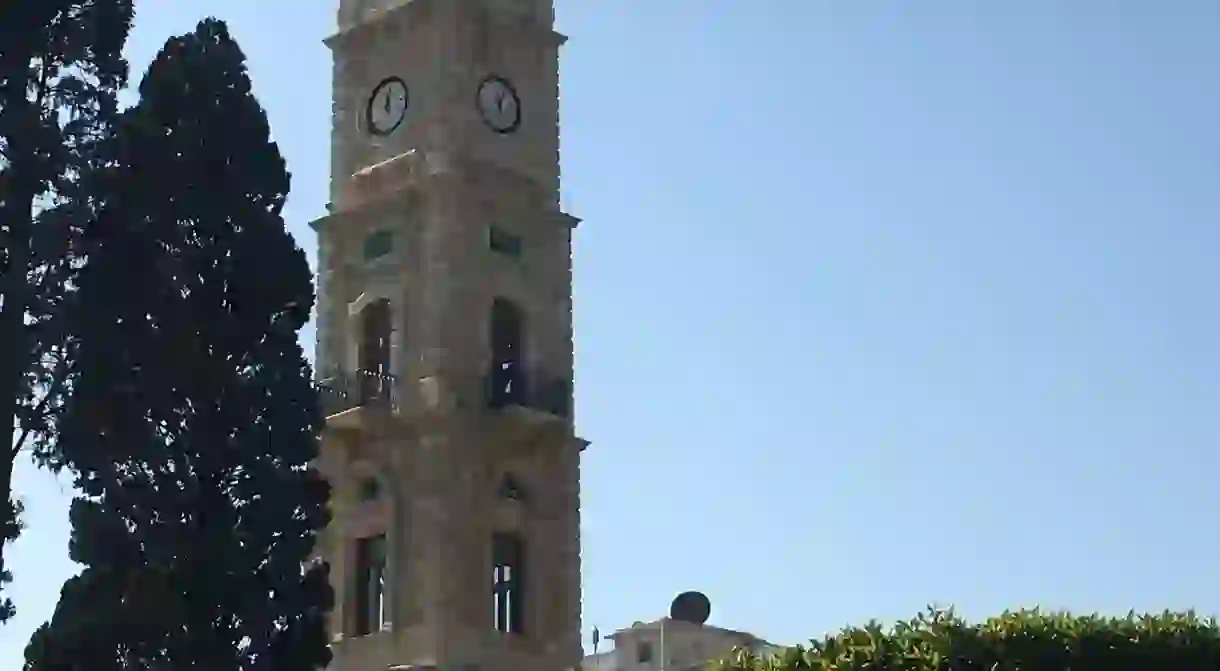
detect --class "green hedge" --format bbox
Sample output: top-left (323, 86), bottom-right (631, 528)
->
top-left (713, 607), bottom-right (1220, 670)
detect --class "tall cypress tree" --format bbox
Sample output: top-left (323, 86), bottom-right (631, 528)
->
top-left (24, 18), bottom-right (332, 670)
top-left (0, 0), bottom-right (132, 622)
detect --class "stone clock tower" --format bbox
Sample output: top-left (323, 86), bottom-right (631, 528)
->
top-left (310, 1), bottom-right (583, 670)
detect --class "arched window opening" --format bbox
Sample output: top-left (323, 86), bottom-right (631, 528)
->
top-left (358, 298), bottom-right (393, 405)
top-left (489, 298), bottom-right (525, 408)
top-left (352, 533), bottom-right (387, 636)
top-left (492, 531), bottom-right (525, 634)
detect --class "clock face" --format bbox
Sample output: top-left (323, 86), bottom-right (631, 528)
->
top-left (366, 76), bottom-right (409, 136)
top-left (477, 75), bottom-right (521, 134)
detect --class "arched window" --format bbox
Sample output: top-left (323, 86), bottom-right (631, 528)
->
top-left (352, 533), bottom-right (387, 636)
top-left (489, 298), bottom-right (525, 408)
top-left (492, 531), bottom-right (525, 634)
top-left (358, 298), bottom-right (392, 404)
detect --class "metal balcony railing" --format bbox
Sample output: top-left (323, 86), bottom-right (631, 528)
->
top-left (486, 363), bottom-right (571, 419)
top-left (316, 368), bottom-right (398, 417)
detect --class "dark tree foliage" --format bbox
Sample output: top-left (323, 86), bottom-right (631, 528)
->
top-left (715, 607), bottom-right (1220, 670)
top-left (0, 0), bottom-right (132, 622)
top-left (24, 18), bottom-right (332, 670)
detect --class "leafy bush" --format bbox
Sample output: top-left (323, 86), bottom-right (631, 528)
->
top-left (713, 607), bottom-right (1220, 670)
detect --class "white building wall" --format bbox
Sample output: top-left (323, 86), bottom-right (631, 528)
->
top-left (581, 620), bottom-right (783, 671)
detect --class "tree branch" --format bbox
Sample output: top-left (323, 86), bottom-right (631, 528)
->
top-left (10, 358), bottom-right (71, 459)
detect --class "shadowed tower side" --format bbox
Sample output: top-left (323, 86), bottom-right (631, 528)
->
top-left (310, 1), bottom-right (584, 670)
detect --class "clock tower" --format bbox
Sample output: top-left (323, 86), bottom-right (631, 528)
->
top-left (310, 1), bottom-right (583, 671)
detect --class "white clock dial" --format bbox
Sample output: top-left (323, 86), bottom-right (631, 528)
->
top-left (366, 76), bottom-right (409, 136)
top-left (477, 75), bottom-right (521, 134)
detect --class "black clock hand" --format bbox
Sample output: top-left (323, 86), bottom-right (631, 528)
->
top-left (384, 92), bottom-right (391, 114)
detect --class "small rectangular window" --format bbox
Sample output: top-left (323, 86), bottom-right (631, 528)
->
top-left (637, 642), bottom-right (654, 664)
top-left (357, 476), bottom-right (381, 503)
top-left (362, 230), bottom-right (394, 261)
top-left (353, 534), bottom-right (387, 636)
top-left (488, 225), bottom-right (522, 258)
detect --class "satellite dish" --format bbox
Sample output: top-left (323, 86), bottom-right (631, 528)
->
top-left (669, 591), bottom-right (711, 625)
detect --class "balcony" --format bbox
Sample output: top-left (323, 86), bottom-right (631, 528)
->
top-left (316, 369), bottom-right (398, 432)
top-left (483, 366), bottom-right (568, 434)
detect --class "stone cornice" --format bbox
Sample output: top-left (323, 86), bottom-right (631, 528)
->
top-left (325, 0), bottom-right (567, 52)
top-left (325, 0), bottom-right (428, 52)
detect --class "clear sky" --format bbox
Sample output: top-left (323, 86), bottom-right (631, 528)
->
top-left (5, 0), bottom-right (1219, 665)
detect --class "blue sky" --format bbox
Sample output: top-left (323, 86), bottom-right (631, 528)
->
top-left (5, 0), bottom-right (1220, 665)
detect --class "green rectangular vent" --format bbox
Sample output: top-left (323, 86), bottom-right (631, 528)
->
top-left (489, 225), bottom-right (522, 258)
top-left (362, 230), bottom-right (393, 261)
